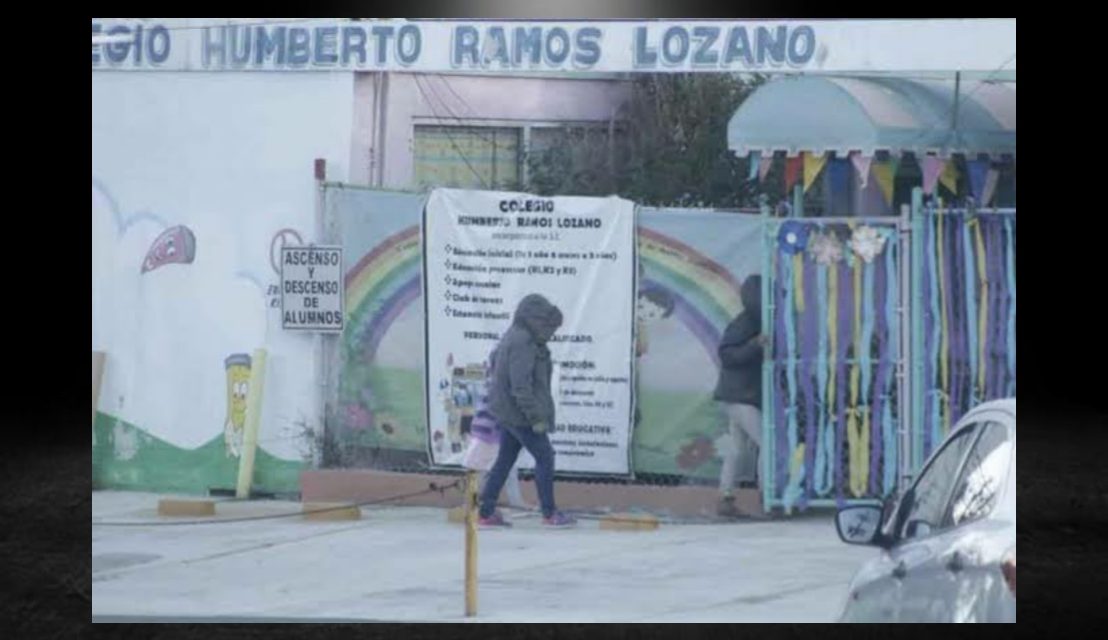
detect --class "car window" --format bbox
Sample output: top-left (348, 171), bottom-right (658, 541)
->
top-left (896, 424), bottom-right (978, 541)
top-left (945, 421), bottom-right (1012, 527)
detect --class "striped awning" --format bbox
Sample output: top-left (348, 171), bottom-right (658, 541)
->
top-left (727, 75), bottom-right (1015, 158)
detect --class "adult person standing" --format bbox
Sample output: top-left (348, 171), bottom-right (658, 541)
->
top-left (478, 294), bottom-right (577, 529)
top-left (713, 275), bottom-right (768, 518)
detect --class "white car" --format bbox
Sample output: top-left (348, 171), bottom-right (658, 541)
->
top-left (834, 399), bottom-right (1016, 623)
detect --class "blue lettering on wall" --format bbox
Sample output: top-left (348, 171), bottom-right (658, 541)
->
top-left (692, 26), bottom-right (720, 66)
top-left (755, 25), bottom-right (787, 66)
top-left (485, 27), bottom-right (510, 66)
top-left (229, 27), bottom-right (251, 67)
top-left (633, 27), bottom-right (657, 68)
top-left (661, 26), bottom-right (689, 66)
top-left (788, 25), bottom-right (816, 66)
top-left (544, 27), bottom-right (570, 65)
top-left (255, 27), bottom-right (287, 65)
top-left (723, 27), bottom-right (754, 66)
top-left (371, 25), bottom-right (394, 65)
top-left (106, 25), bottom-right (131, 64)
top-left (341, 27), bottom-right (367, 65)
top-left (453, 26), bottom-right (479, 67)
top-left (514, 26), bottom-right (543, 66)
top-left (397, 25), bottom-right (421, 65)
top-left (314, 27), bottom-right (339, 65)
top-left (287, 27), bottom-right (311, 65)
top-left (92, 23), bottom-right (102, 63)
top-left (202, 26), bottom-right (225, 67)
top-left (148, 25), bottom-right (170, 64)
top-left (574, 27), bottom-right (601, 67)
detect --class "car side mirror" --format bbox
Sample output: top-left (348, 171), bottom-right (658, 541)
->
top-left (835, 505), bottom-right (885, 546)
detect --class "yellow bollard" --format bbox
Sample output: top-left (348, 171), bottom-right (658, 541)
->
top-left (92, 351), bottom-right (106, 427)
top-left (235, 349), bottom-right (268, 499)
top-left (464, 469), bottom-right (478, 617)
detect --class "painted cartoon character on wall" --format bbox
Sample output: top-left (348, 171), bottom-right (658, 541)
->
top-left (141, 225), bottom-right (196, 274)
top-left (634, 285), bottom-right (675, 428)
top-left (636, 286), bottom-right (676, 358)
top-left (224, 354), bottom-right (252, 458)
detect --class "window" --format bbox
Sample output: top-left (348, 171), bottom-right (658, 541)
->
top-left (945, 422), bottom-right (1012, 527)
top-left (897, 424), bottom-right (978, 541)
top-left (414, 125), bottom-right (521, 191)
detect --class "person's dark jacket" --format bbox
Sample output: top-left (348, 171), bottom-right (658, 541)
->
top-left (488, 294), bottom-right (563, 430)
top-left (713, 276), bottom-right (764, 408)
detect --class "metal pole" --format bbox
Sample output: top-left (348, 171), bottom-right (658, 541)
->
top-left (313, 160), bottom-right (327, 469)
top-left (898, 202), bottom-right (913, 494)
top-left (464, 469), bottom-right (479, 617)
top-left (760, 203), bottom-right (775, 513)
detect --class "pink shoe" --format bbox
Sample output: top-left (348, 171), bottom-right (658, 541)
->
top-left (478, 511), bottom-right (512, 529)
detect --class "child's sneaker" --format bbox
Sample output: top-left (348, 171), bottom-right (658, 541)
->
top-left (542, 511), bottom-right (577, 528)
top-left (478, 511), bottom-right (512, 529)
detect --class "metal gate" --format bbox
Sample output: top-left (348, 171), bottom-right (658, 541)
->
top-left (761, 215), bottom-right (908, 512)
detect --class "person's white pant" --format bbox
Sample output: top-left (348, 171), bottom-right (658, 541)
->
top-left (479, 458), bottom-right (527, 508)
top-left (719, 403), bottom-right (762, 496)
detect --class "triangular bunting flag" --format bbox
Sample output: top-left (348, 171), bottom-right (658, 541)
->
top-left (850, 153), bottom-right (872, 189)
top-left (968, 159), bottom-right (990, 202)
top-left (981, 167), bottom-right (1000, 207)
top-left (872, 160), bottom-right (896, 206)
top-left (748, 151), bottom-right (761, 182)
top-left (939, 158), bottom-right (960, 194)
top-left (803, 152), bottom-right (829, 193)
top-left (922, 155), bottom-right (945, 196)
top-left (758, 154), bottom-right (774, 183)
top-left (827, 158), bottom-right (851, 200)
top-left (784, 156), bottom-right (803, 193)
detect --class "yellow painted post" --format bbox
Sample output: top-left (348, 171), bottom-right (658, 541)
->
top-left (235, 348), bottom-right (267, 499)
top-left (464, 469), bottom-right (478, 617)
top-left (92, 351), bottom-right (106, 427)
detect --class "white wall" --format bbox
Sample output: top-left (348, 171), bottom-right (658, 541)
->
top-left (351, 73), bottom-right (631, 188)
top-left (92, 71), bottom-right (355, 460)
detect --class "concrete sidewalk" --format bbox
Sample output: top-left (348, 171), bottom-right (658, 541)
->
top-left (92, 491), bottom-right (873, 623)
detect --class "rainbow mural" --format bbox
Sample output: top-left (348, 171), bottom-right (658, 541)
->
top-left (342, 224), bottom-right (747, 366)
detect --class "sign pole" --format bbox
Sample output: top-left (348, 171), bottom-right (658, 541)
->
top-left (465, 469), bottom-right (478, 617)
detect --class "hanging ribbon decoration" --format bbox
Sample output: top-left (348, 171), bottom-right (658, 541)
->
top-left (963, 215), bottom-right (979, 409)
top-left (803, 152), bottom-right (829, 193)
top-left (851, 152), bottom-right (873, 189)
top-left (748, 151), bottom-right (761, 182)
top-left (882, 233), bottom-right (899, 494)
top-left (1005, 216), bottom-right (1017, 396)
top-left (925, 209), bottom-right (942, 460)
top-left (814, 262), bottom-right (833, 496)
top-left (793, 254), bottom-right (806, 314)
top-left (974, 218), bottom-right (989, 400)
top-left (826, 261), bottom-right (840, 496)
top-left (845, 233), bottom-right (868, 499)
top-left (936, 204), bottom-right (952, 438)
top-left (854, 245), bottom-right (877, 498)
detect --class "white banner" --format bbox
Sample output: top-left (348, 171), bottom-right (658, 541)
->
top-left (92, 19), bottom-right (1016, 76)
top-left (423, 189), bottom-right (635, 475)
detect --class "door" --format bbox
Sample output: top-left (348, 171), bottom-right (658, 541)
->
top-left (883, 422), bottom-right (980, 621)
top-left (898, 417), bottom-right (1014, 621)
top-left (925, 418), bottom-right (1015, 622)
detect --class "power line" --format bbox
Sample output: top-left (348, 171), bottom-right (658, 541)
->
top-left (413, 75), bottom-right (493, 189)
